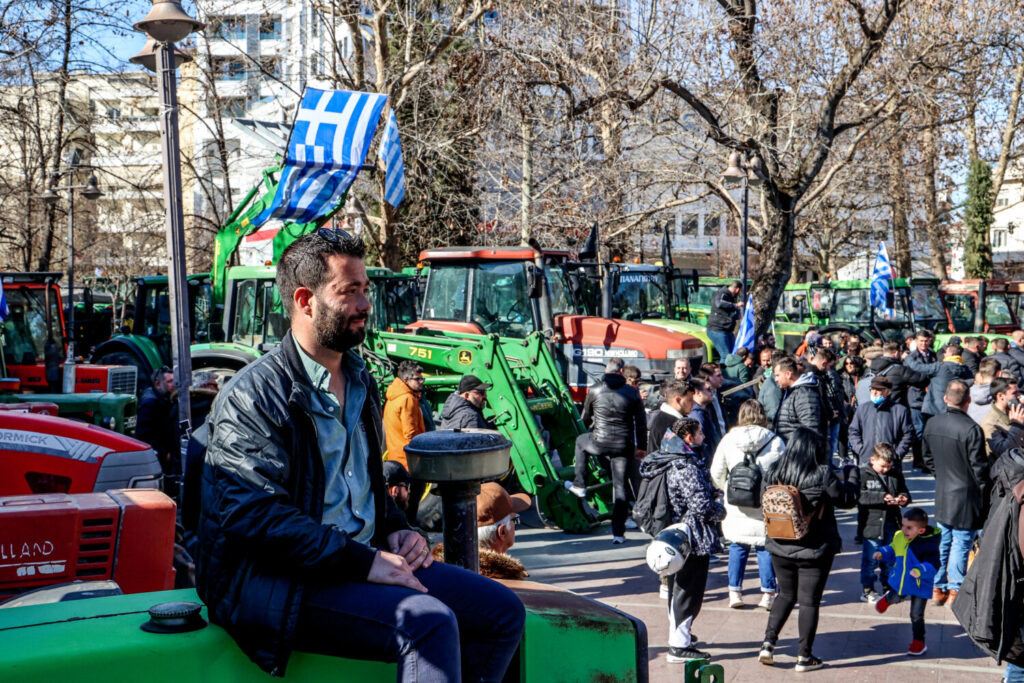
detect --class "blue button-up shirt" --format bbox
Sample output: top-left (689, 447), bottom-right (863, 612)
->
top-left (297, 344), bottom-right (375, 543)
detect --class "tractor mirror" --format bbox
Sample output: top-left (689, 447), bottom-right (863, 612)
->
top-left (82, 288), bottom-right (94, 311)
top-left (527, 265), bottom-right (544, 299)
top-left (691, 269), bottom-right (699, 292)
top-left (610, 269), bottom-right (621, 292)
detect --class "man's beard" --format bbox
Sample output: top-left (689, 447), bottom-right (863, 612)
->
top-left (314, 301), bottom-right (367, 352)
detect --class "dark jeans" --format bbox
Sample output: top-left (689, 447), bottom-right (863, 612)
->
top-left (707, 329), bottom-right (735, 361)
top-left (573, 433), bottom-right (636, 536)
top-left (295, 561), bottom-right (526, 683)
top-left (668, 552), bottom-right (710, 648)
top-left (911, 409), bottom-right (928, 469)
top-left (764, 552), bottom-right (835, 657)
top-left (882, 591), bottom-right (927, 641)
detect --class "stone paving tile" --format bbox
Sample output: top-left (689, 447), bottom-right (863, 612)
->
top-left (512, 467), bottom-right (1003, 682)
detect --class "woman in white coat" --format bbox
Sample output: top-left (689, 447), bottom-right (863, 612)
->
top-left (710, 399), bottom-right (785, 609)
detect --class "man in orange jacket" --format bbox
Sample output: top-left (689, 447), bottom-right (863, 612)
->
top-left (384, 361), bottom-right (429, 522)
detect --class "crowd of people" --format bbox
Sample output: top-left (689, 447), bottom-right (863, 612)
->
top-left (567, 282), bottom-right (1024, 674)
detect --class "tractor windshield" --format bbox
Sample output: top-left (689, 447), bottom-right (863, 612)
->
top-left (611, 271), bottom-right (667, 320)
top-left (986, 294), bottom-right (1016, 327)
top-left (545, 264), bottom-right (576, 316)
top-left (231, 279), bottom-right (286, 349)
top-left (910, 283), bottom-right (946, 323)
top-left (471, 261), bottom-right (536, 337)
top-left (370, 277), bottom-right (419, 330)
top-left (2, 287), bottom-right (63, 365)
top-left (832, 287), bottom-right (912, 330)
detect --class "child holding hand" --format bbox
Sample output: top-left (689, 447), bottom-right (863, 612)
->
top-left (873, 507), bottom-right (941, 656)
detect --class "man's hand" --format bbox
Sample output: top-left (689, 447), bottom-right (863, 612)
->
top-left (897, 494), bottom-right (908, 505)
top-left (873, 551), bottom-right (883, 560)
top-left (388, 529), bottom-right (433, 571)
top-left (883, 494), bottom-right (895, 504)
top-left (367, 551), bottom-right (427, 592)
top-left (909, 568), bottom-right (921, 579)
top-left (1009, 403), bottom-right (1024, 425)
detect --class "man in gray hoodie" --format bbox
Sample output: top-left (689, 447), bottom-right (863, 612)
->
top-left (968, 357), bottom-right (1001, 424)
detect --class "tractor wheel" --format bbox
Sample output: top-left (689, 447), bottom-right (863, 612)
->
top-left (94, 350), bottom-right (152, 394)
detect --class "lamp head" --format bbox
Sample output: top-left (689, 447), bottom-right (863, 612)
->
top-left (40, 186), bottom-right (60, 206)
top-left (129, 37), bottom-right (192, 72)
top-left (82, 175), bottom-right (103, 200)
top-left (746, 155), bottom-right (767, 187)
top-left (134, 0), bottom-right (204, 43)
top-left (722, 150), bottom-right (745, 185)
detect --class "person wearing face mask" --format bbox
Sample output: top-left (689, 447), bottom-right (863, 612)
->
top-left (848, 377), bottom-right (914, 469)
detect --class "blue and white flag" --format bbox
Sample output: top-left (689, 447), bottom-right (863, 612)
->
top-left (253, 88), bottom-right (388, 226)
top-left (732, 295), bottom-right (755, 355)
top-left (378, 109), bottom-right (405, 208)
top-left (869, 242), bottom-right (894, 310)
top-left (0, 286), bottom-right (7, 321)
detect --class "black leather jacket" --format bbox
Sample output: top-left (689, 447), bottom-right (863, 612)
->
top-left (581, 373), bottom-right (648, 452)
top-left (707, 286), bottom-right (739, 332)
top-left (196, 331), bottom-right (408, 676)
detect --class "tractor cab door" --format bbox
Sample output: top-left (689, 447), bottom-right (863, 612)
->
top-left (942, 292), bottom-right (977, 333)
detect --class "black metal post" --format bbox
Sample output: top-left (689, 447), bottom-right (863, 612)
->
top-left (62, 176), bottom-right (76, 392)
top-left (741, 174), bottom-right (749, 303)
top-left (437, 482), bottom-right (481, 572)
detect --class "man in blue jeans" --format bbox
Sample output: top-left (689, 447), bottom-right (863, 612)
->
top-left (197, 231), bottom-right (525, 681)
top-left (922, 379), bottom-right (989, 607)
top-left (706, 280), bottom-right (743, 360)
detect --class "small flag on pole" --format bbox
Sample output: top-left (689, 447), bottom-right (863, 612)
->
top-left (252, 88), bottom-right (388, 227)
top-left (869, 242), bottom-right (894, 311)
top-left (732, 295), bottom-right (755, 355)
top-left (0, 286), bottom-right (7, 321)
top-left (378, 109), bottom-right (405, 208)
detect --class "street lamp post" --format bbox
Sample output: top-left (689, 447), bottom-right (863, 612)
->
top-left (722, 152), bottom-right (766, 302)
top-left (40, 171), bottom-right (103, 392)
top-left (132, 0), bottom-right (204, 469)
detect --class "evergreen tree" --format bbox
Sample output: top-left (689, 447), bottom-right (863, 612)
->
top-left (963, 158), bottom-right (994, 278)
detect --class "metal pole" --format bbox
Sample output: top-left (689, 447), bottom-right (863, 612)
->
top-left (437, 482), bottom-right (480, 573)
top-left (62, 176), bottom-right (76, 393)
top-left (741, 174), bottom-right (749, 303)
top-left (155, 41), bottom-right (192, 471)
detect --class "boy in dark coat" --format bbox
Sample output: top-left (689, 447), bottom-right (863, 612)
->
top-left (874, 507), bottom-right (942, 656)
top-left (858, 443), bottom-right (911, 601)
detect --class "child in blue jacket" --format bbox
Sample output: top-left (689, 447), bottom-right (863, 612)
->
top-left (873, 507), bottom-right (941, 656)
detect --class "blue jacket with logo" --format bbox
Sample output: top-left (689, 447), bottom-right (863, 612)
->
top-left (878, 526), bottom-right (941, 599)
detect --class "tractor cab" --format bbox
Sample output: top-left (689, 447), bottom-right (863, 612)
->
top-left (1, 273), bottom-right (66, 390)
top-left (939, 279), bottom-right (1018, 335)
top-left (413, 247), bottom-right (705, 399)
top-left (367, 267), bottom-right (420, 331)
top-left (906, 277), bottom-right (949, 334)
top-left (826, 278), bottom-right (914, 343)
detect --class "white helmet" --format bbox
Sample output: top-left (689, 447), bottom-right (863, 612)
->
top-left (645, 524), bottom-right (692, 576)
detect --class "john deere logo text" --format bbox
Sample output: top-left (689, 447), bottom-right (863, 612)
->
top-left (457, 350), bottom-right (473, 365)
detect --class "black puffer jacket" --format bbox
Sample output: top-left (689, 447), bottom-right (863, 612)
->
top-left (990, 351), bottom-right (1024, 384)
top-left (773, 373), bottom-right (824, 444)
top-left (923, 407), bottom-right (990, 530)
top-left (707, 286), bottom-right (739, 332)
top-left (581, 373), bottom-right (648, 451)
top-left (196, 331), bottom-right (409, 676)
top-left (868, 356), bottom-right (930, 408)
top-left (763, 464), bottom-right (859, 561)
top-left (439, 392), bottom-right (492, 430)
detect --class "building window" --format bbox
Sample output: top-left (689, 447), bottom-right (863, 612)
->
top-left (259, 15), bottom-right (282, 40)
top-left (997, 197), bottom-right (1010, 208)
top-left (212, 57), bottom-right (247, 81)
top-left (680, 214), bottom-right (700, 237)
top-left (105, 105), bottom-right (121, 119)
top-left (260, 57), bottom-right (281, 79)
top-left (221, 97), bottom-right (247, 117)
top-left (992, 229), bottom-right (1007, 248)
top-left (209, 15), bottom-right (245, 40)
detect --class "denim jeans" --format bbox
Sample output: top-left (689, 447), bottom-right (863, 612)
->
top-left (1007, 662), bottom-right (1024, 683)
top-left (707, 330), bottom-right (735, 361)
top-left (936, 523), bottom-right (977, 592)
top-left (727, 542), bottom-right (777, 593)
top-left (827, 422), bottom-right (840, 461)
top-left (294, 561), bottom-right (526, 683)
top-left (860, 537), bottom-right (892, 591)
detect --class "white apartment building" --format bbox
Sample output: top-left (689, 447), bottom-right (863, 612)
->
top-left (993, 167), bottom-right (1024, 277)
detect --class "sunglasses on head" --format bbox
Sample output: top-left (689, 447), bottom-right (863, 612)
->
top-left (316, 227), bottom-right (353, 243)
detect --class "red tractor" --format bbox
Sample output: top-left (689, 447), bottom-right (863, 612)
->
top-left (410, 247), bottom-right (705, 400)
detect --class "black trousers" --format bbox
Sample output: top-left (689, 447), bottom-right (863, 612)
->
top-left (668, 553), bottom-right (710, 649)
top-left (884, 591), bottom-right (927, 641)
top-left (764, 552), bottom-right (835, 657)
top-left (573, 433), bottom-right (636, 536)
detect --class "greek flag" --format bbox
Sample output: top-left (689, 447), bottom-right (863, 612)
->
top-left (731, 295), bottom-right (755, 354)
top-left (0, 286), bottom-right (7, 321)
top-left (378, 110), bottom-right (405, 207)
top-left (253, 88), bottom-right (388, 226)
top-left (869, 242), bottom-right (894, 310)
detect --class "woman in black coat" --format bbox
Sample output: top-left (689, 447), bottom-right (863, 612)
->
top-left (840, 355), bottom-right (865, 416)
top-left (758, 428), bottom-right (859, 672)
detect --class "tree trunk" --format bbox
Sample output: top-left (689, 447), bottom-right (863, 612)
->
top-left (887, 135), bottom-right (913, 277)
top-left (921, 106), bottom-right (949, 279)
top-left (751, 193), bottom-right (796, 340)
top-left (965, 102), bottom-right (979, 162)
top-left (520, 120), bottom-right (533, 245)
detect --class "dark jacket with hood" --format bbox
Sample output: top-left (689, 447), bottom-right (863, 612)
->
top-left (723, 353), bottom-right (754, 384)
top-left (923, 406), bottom-right (990, 530)
top-left (687, 402), bottom-right (721, 457)
top-left (904, 348), bottom-right (939, 410)
top-left (763, 463), bottom-right (859, 561)
top-left (196, 331), bottom-right (409, 676)
top-left (773, 372), bottom-right (825, 444)
top-left (952, 480), bottom-right (1024, 667)
top-left (707, 286), bottom-right (740, 332)
top-left (813, 366), bottom-right (847, 427)
top-left (868, 356), bottom-right (929, 408)
top-left (920, 360), bottom-right (975, 417)
top-left (858, 463), bottom-right (911, 540)
top-left (581, 373), bottom-right (648, 452)
top-left (848, 398), bottom-right (914, 465)
top-left (439, 392), bottom-right (492, 430)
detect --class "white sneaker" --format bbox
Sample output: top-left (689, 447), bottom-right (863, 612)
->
top-left (563, 481), bottom-right (586, 498)
top-left (729, 590), bottom-right (744, 609)
top-left (624, 518), bottom-right (639, 530)
top-left (612, 536), bottom-right (626, 545)
top-left (758, 593), bottom-right (775, 610)
top-left (659, 582), bottom-right (670, 600)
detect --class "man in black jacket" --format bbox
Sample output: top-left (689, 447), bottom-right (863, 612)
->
top-left (569, 357), bottom-right (648, 543)
top-left (869, 341), bottom-right (931, 408)
top-left (923, 379), bottom-right (990, 608)
top-left (439, 374), bottom-right (494, 429)
top-left (963, 336), bottom-right (986, 375)
top-left (197, 231), bottom-right (524, 680)
top-left (905, 330), bottom-right (938, 469)
top-left (809, 347), bottom-right (847, 460)
top-left (137, 365), bottom-right (177, 475)
top-left (772, 356), bottom-right (824, 444)
top-left (707, 280), bottom-right (743, 361)
top-left (990, 338), bottom-right (1024, 384)
top-left (647, 379), bottom-right (694, 452)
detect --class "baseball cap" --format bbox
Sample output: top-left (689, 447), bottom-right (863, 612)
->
top-left (477, 482), bottom-right (531, 526)
top-left (870, 376), bottom-right (893, 391)
top-left (382, 460), bottom-right (410, 486)
top-left (458, 374), bottom-right (492, 393)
